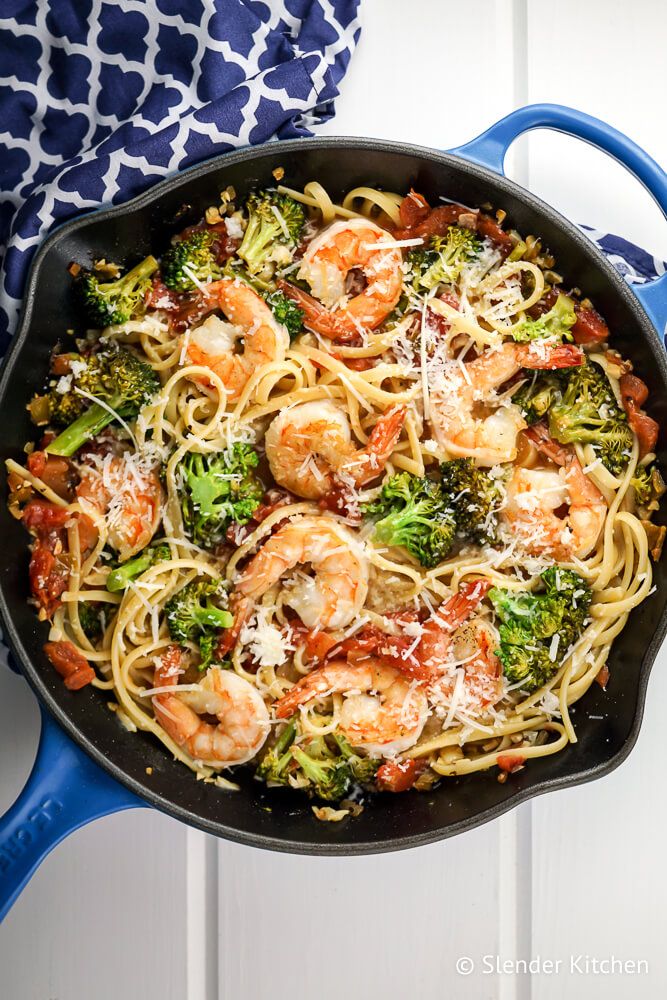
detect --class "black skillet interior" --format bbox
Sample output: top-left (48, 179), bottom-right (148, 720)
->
top-left (1, 137), bottom-right (667, 854)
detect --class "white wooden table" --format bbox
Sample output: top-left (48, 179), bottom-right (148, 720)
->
top-left (2, 1), bottom-right (667, 997)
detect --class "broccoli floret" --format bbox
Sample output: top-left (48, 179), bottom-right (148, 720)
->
top-left (489, 567), bottom-right (591, 691)
top-left (79, 602), bottom-right (104, 640)
top-left (265, 289), bottom-right (304, 338)
top-left (75, 256), bottom-right (158, 328)
top-left (291, 742), bottom-right (353, 803)
top-left (547, 360), bottom-right (633, 475)
top-left (255, 718), bottom-right (298, 784)
top-left (511, 293), bottom-right (576, 343)
top-left (439, 458), bottom-right (501, 543)
top-left (165, 578), bottom-right (233, 668)
top-left (362, 472), bottom-right (457, 568)
top-left (256, 726), bottom-right (374, 801)
top-left (106, 542), bottom-right (171, 593)
top-left (166, 578), bottom-right (233, 642)
top-left (237, 191), bottom-right (305, 275)
top-left (631, 465), bottom-right (653, 505)
top-left (410, 226), bottom-right (482, 292)
top-left (331, 732), bottom-right (379, 783)
top-left (160, 231), bottom-right (221, 293)
top-left (512, 371), bottom-right (562, 425)
top-left (179, 443), bottom-right (263, 549)
top-left (45, 348), bottom-right (160, 457)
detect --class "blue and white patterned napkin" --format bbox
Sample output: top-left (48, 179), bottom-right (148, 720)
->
top-left (0, 0), bottom-right (361, 349)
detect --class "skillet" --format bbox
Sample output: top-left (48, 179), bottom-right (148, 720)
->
top-left (1, 104), bottom-right (666, 920)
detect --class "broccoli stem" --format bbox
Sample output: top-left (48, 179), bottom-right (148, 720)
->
top-left (198, 607), bottom-right (234, 630)
top-left (106, 550), bottom-right (155, 593)
top-left (274, 717), bottom-right (297, 757)
top-left (118, 255), bottom-right (159, 290)
top-left (46, 401), bottom-right (116, 456)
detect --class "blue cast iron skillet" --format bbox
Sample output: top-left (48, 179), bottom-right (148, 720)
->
top-left (1, 105), bottom-right (666, 920)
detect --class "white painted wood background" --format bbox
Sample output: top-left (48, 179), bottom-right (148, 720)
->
top-left (2, 1), bottom-right (667, 997)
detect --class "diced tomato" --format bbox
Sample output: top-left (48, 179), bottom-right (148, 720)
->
top-left (145, 277), bottom-right (180, 312)
top-left (497, 752), bottom-right (526, 774)
top-left (376, 757), bottom-right (426, 792)
top-left (476, 213), bottom-right (513, 253)
top-left (595, 663), bottom-right (610, 689)
top-left (393, 203), bottom-right (470, 242)
top-left (27, 451), bottom-right (79, 501)
top-left (29, 546), bottom-right (70, 618)
top-left (394, 196), bottom-right (512, 255)
top-left (398, 189), bottom-right (431, 228)
top-left (22, 498), bottom-right (70, 532)
top-left (619, 373), bottom-right (659, 457)
top-left (571, 305), bottom-right (609, 345)
top-left (44, 641), bottom-right (95, 691)
top-left (22, 500), bottom-right (97, 616)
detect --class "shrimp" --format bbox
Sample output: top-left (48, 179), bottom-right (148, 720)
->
top-left (430, 341), bottom-right (583, 466)
top-left (152, 647), bottom-right (269, 767)
top-left (264, 400), bottom-right (406, 500)
top-left (278, 218), bottom-right (403, 340)
top-left (235, 516), bottom-right (368, 629)
top-left (76, 453), bottom-right (162, 561)
top-left (503, 422), bottom-right (607, 559)
top-left (274, 658), bottom-right (429, 757)
top-left (183, 278), bottom-right (289, 401)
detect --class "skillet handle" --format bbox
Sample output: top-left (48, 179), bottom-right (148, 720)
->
top-left (0, 709), bottom-right (142, 923)
top-left (449, 103), bottom-right (667, 337)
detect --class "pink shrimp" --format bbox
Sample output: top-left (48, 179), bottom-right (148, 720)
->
top-left (152, 646), bottom-right (270, 767)
top-left (503, 422), bottom-right (607, 559)
top-left (264, 400), bottom-right (406, 500)
top-left (278, 218), bottom-right (404, 341)
top-left (183, 278), bottom-right (289, 401)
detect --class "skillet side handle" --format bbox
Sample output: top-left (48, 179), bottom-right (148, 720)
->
top-left (0, 710), bottom-right (142, 923)
top-left (449, 102), bottom-right (667, 337)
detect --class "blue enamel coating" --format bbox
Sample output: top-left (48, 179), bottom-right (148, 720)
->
top-left (2, 102), bottom-right (666, 920)
top-left (449, 103), bottom-right (667, 338)
top-left (0, 709), bottom-right (141, 923)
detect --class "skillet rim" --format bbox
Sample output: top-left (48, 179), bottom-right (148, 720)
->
top-left (2, 134), bottom-right (667, 855)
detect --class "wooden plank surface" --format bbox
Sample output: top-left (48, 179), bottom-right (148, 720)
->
top-left (1, 2), bottom-right (667, 998)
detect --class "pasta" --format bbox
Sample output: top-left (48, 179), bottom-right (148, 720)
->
top-left (6, 177), bottom-right (664, 815)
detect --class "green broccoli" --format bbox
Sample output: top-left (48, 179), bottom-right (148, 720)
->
top-left (630, 463), bottom-right (665, 510)
top-left (409, 226), bottom-right (482, 292)
top-left (255, 717), bottom-right (298, 784)
top-left (179, 443), bottom-right (263, 549)
top-left (631, 465), bottom-right (653, 505)
top-left (79, 601), bottom-right (105, 640)
top-left (237, 190), bottom-right (306, 275)
top-left (75, 256), bottom-right (158, 328)
top-left (160, 230), bottom-right (221, 293)
top-left (489, 567), bottom-right (592, 691)
top-left (291, 741), bottom-right (353, 803)
top-left (331, 732), bottom-right (379, 783)
top-left (165, 578), bottom-right (233, 668)
top-left (362, 472), bottom-right (457, 568)
top-left (439, 458), bottom-right (501, 543)
top-left (547, 360), bottom-right (633, 475)
top-left (265, 289), bottom-right (304, 338)
top-left (106, 542), bottom-right (171, 593)
top-left (511, 293), bottom-right (576, 343)
top-left (512, 371), bottom-right (562, 425)
top-left (44, 348), bottom-right (160, 457)
top-left (256, 725), bottom-right (376, 801)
